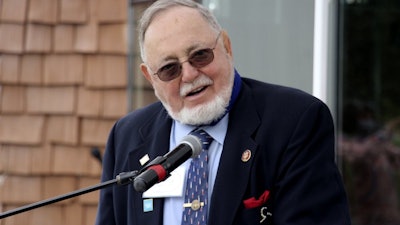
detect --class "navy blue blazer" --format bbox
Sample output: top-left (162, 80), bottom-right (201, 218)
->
top-left (95, 77), bottom-right (351, 225)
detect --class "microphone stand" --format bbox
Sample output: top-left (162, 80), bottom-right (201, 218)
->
top-left (0, 171), bottom-right (138, 219)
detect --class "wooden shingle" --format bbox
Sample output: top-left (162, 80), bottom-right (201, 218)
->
top-left (85, 55), bottom-right (127, 88)
top-left (20, 54), bottom-right (43, 85)
top-left (77, 87), bottom-right (102, 117)
top-left (26, 86), bottom-right (76, 114)
top-left (2, 145), bottom-right (52, 175)
top-left (99, 24), bottom-right (127, 54)
top-left (52, 146), bottom-right (89, 175)
top-left (0, 0), bottom-right (28, 23)
top-left (1, 145), bottom-right (32, 175)
top-left (30, 144), bottom-right (52, 174)
top-left (64, 204), bottom-right (84, 225)
top-left (45, 116), bottom-right (79, 145)
top-left (0, 54), bottom-right (20, 84)
top-left (0, 115), bottom-right (45, 145)
top-left (84, 205), bottom-right (99, 225)
top-left (74, 22), bottom-right (98, 53)
top-left (98, 0), bottom-right (127, 23)
top-left (0, 176), bottom-right (42, 203)
top-left (53, 25), bottom-right (75, 53)
top-left (25, 24), bottom-right (52, 53)
top-left (0, 23), bottom-right (24, 53)
top-left (102, 89), bottom-right (127, 118)
top-left (80, 118), bottom-right (115, 146)
top-left (27, 0), bottom-right (58, 24)
top-left (28, 206), bottom-right (64, 225)
top-left (42, 176), bottom-right (77, 202)
top-left (60, 0), bottom-right (88, 24)
top-left (43, 54), bottom-right (84, 85)
top-left (0, 85), bottom-right (25, 113)
top-left (77, 177), bottom-right (100, 204)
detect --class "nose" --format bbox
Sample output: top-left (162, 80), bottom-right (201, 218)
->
top-left (180, 61), bottom-right (200, 82)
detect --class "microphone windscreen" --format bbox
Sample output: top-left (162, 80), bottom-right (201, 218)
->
top-left (180, 135), bottom-right (202, 158)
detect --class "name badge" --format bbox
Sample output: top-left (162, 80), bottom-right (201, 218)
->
top-left (142, 166), bottom-right (186, 198)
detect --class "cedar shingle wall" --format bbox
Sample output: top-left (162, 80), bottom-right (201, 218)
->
top-left (0, 0), bottom-right (156, 224)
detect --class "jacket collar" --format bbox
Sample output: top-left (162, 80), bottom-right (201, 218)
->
top-left (128, 107), bottom-right (172, 225)
top-left (209, 80), bottom-right (261, 225)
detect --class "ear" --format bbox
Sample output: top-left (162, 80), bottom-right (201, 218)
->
top-left (140, 63), bottom-right (154, 85)
top-left (221, 30), bottom-right (233, 57)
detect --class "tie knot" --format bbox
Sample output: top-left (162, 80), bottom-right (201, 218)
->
top-left (190, 129), bottom-right (213, 150)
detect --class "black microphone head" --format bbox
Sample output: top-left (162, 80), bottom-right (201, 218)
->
top-left (180, 135), bottom-right (202, 158)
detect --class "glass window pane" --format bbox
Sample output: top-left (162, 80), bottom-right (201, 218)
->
top-left (203, 0), bottom-right (315, 93)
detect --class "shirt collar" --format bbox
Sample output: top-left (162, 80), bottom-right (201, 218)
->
top-left (172, 113), bottom-right (229, 146)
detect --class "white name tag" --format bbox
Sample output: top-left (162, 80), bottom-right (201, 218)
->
top-left (142, 166), bottom-right (186, 198)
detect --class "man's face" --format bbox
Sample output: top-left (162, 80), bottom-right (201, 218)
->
top-left (140, 6), bottom-right (234, 125)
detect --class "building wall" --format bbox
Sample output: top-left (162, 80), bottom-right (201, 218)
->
top-left (0, 0), bottom-right (155, 224)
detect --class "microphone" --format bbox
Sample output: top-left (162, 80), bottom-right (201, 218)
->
top-left (133, 135), bottom-right (202, 192)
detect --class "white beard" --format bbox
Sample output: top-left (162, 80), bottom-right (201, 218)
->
top-left (171, 93), bottom-right (228, 125)
top-left (157, 74), bottom-right (234, 126)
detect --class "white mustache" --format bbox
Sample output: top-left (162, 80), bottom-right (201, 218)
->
top-left (180, 75), bottom-right (213, 97)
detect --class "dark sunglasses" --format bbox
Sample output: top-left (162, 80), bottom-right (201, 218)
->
top-left (153, 32), bottom-right (222, 82)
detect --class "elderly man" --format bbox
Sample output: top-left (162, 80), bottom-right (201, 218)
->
top-left (95, 0), bottom-right (351, 225)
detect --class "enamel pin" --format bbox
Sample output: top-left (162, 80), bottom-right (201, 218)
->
top-left (241, 149), bottom-right (252, 162)
top-left (143, 199), bottom-right (153, 212)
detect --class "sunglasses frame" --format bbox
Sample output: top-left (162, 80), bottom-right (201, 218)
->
top-left (152, 31), bottom-right (222, 82)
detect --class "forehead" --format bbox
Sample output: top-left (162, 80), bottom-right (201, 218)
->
top-left (143, 6), bottom-right (216, 63)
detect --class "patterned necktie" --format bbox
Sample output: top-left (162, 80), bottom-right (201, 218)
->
top-left (181, 129), bottom-right (213, 225)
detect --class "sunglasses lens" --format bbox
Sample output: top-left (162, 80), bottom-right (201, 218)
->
top-left (155, 48), bottom-right (214, 82)
top-left (189, 49), bottom-right (214, 67)
top-left (158, 63), bottom-right (181, 81)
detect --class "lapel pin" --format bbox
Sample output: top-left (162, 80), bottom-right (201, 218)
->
top-left (241, 149), bottom-right (252, 162)
top-left (143, 198), bottom-right (153, 212)
top-left (140, 154), bottom-right (150, 166)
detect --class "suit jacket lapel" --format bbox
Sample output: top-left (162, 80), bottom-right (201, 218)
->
top-left (128, 107), bottom-right (172, 225)
top-left (209, 82), bottom-right (261, 225)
